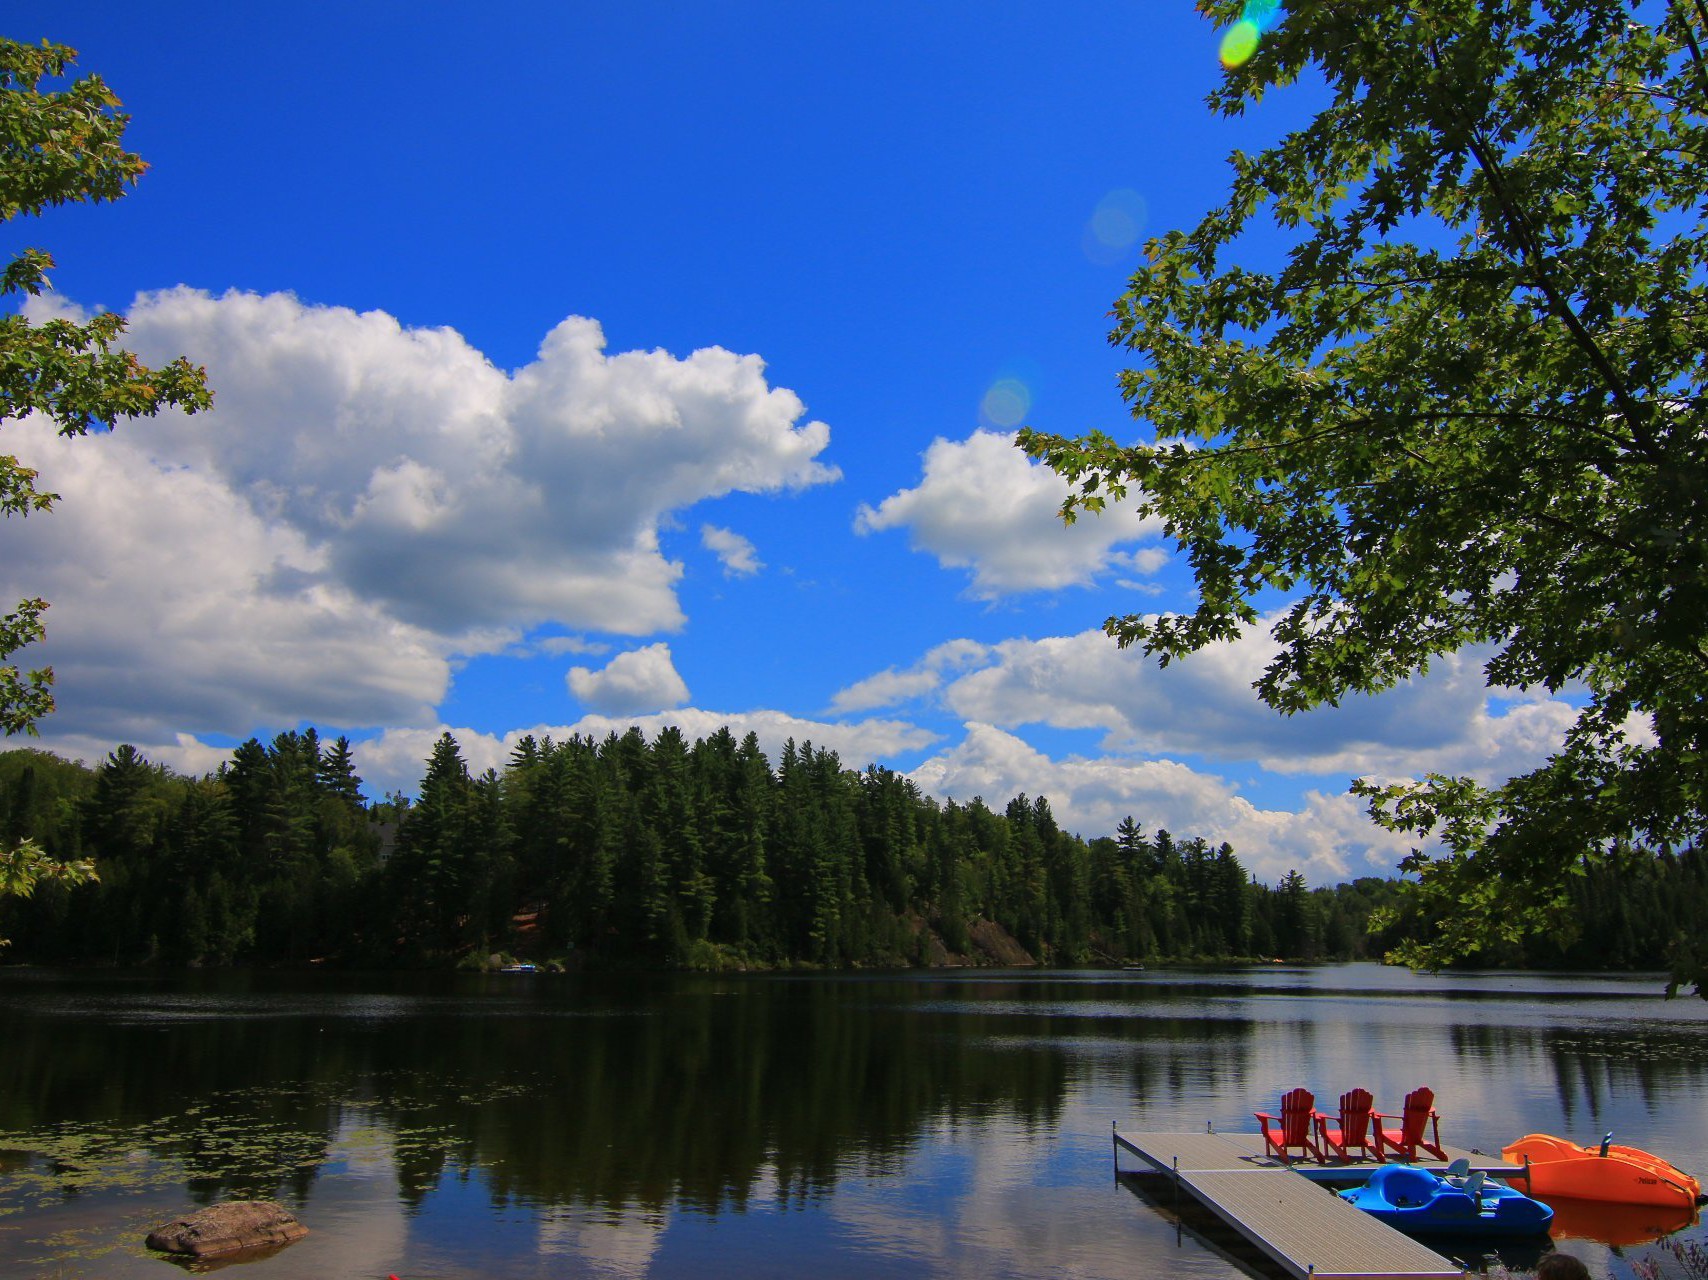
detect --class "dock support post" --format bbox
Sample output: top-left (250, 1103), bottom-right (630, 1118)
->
top-left (1173, 1155), bottom-right (1182, 1246)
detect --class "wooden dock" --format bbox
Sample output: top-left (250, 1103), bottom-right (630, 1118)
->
top-left (1114, 1129), bottom-right (1519, 1280)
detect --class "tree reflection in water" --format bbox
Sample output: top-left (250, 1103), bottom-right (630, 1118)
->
top-left (0, 967), bottom-right (1702, 1280)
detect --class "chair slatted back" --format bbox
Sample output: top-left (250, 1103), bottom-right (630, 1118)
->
top-left (1280, 1087), bottom-right (1314, 1146)
top-left (1400, 1087), bottom-right (1435, 1143)
top-left (1338, 1087), bottom-right (1373, 1145)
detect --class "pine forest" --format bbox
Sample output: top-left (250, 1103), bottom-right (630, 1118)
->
top-left (2, 728), bottom-right (1702, 975)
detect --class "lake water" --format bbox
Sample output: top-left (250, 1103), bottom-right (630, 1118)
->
top-left (0, 964), bottom-right (1703, 1280)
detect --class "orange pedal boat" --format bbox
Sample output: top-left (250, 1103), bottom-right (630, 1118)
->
top-left (1503, 1133), bottom-right (1703, 1209)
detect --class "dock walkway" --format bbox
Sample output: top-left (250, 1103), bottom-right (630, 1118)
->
top-left (1115, 1129), bottom-right (1516, 1280)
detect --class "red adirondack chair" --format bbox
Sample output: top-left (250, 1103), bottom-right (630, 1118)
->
top-left (1371, 1086), bottom-right (1447, 1161)
top-left (1313, 1087), bottom-right (1376, 1162)
top-left (1255, 1087), bottom-right (1322, 1163)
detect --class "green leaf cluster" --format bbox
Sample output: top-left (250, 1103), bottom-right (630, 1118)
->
top-left (1020, 0), bottom-right (1708, 994)
top-left (0, 834), bottom-right (93, 947)
top-left (1, 36), bottom-right (212, 738)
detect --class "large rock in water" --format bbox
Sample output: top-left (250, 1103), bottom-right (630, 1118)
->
top-left (145, 1201), bottom-right (308, 1258)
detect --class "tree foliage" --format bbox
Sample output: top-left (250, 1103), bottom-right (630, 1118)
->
top-left (1, 37), bottom-right (212, 737)
top-left (0, 730), bottom-right (1419, 970)
top-left (1019, 0), bottom-right (1708, 995)
top-left (0, 836), bottom-right (93, 948)
top-left (6, 729), bottom-right (1702, 974)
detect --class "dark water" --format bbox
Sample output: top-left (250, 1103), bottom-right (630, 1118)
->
top-left (0, 964), bottom-right (1703, 1280)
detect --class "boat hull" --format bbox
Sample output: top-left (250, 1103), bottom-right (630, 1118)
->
top-left (1503, 1134), bottom-right (1702, 1209)
top-left (1340, 1165), bottom-right (1554, 1239)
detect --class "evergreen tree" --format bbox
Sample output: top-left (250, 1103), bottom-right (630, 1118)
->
top-left (1274, 870), bottom-right (1320, 961)
top-left (1212, 844), bottom-right (1249, 956)
top-left (390, 732), bottom-right (476, 954)
top-left (21, 723), bottom-right (1694, 976)
top-left (316, 734), bottom-right (366, 855)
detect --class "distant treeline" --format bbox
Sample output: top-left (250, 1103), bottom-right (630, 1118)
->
top-left (1, 729), bottom-right (1702, 972)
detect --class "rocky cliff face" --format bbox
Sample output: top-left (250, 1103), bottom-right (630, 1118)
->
top-left (964, 918), bottom-right (1036, 966)
top-left (908, 914), bottom-right (1036, 967)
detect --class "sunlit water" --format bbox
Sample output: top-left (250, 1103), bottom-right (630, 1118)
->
top-left (0, 964), bottom-right (1702, 1279)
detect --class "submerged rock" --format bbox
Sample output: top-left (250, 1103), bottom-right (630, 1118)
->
top-left (145, 1201), bottom-right (308, 1258)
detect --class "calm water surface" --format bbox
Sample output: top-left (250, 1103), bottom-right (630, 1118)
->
top-left (0, 964), bottom-right (1703, 1280)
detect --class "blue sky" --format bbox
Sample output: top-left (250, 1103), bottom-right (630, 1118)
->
top-left (2, 3), bottom-right (1580, 886)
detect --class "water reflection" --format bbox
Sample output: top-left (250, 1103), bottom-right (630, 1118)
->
top-left (1449, 1021), bottom-right (1708, 1129)
top-left (0, 973), bottom-right (1087, 1218)
top-left (0, 966), bottom-right (1702, 1280)
top-left (1548, 1197), bottom-right (1700, 1247)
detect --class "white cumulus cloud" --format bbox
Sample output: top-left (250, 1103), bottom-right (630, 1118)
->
top-left (5, 289), bottom-right (838, 746)
top-left (907, 723), bottom-right (1414, 886)
top-left (936, 624), bottom-right (1577, 783)
top-left (568, 643), bottom-right (691, 715)
top-left (552, 709), bottom-right (938, 772)
top-left (853, 429), bottom-right (1166, 597)
top-left (346, 712), bottom-right (939, 799)
top-left (829, 638), bottom-right (992, 713)
top-left (700, 524), bottom-right (763, 577)
top-left (350, 725), bottom-right (511, 794)
top-left (4, 412), bottom-right (451, 743)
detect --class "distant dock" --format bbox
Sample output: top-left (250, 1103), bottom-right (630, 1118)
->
top-left (1115, 1128), bottom-right (1525, 1280)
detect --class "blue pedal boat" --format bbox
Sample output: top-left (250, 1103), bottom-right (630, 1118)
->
top-left (1339, 1164), bottom-right (1555, 1238)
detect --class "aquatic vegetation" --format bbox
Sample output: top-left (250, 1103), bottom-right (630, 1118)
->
top-left (1635, 1236), bottom-right (1708, 1280)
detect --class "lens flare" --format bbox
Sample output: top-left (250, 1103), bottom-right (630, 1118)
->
top-left (1082, 188), bottom-right (1148, 266)
top-left (1220, 1), bottom-right (1282, 68)
top-left (981, 377), bottom-right (1031, 428)
top-left (1220, 19), bottom-right (1261, 67)
top-left (1244, 0), bottom-right (1282, 32)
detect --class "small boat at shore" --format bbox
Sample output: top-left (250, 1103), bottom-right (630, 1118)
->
top-left (1340, 1164), bottom-right (1554, 1238)
top-left (1503, 1134), bottom-right (1703, 1209)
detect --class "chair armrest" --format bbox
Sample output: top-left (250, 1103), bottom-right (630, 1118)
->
top-left (1367, 1112), bottom-right (1390, 1153)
